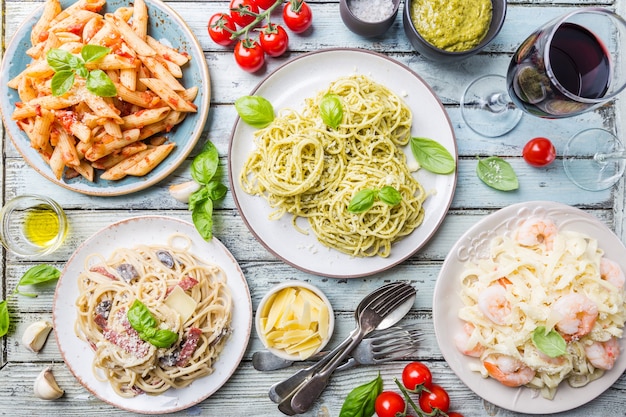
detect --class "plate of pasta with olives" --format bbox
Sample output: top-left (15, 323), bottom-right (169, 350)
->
top-left (52, 216), bottom-right (252, 413)
top-left (228, 48), bottom-right (457, 278)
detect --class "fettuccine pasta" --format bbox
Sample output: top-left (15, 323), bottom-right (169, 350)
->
top-left (240, 75), bottom-right (427, 257)
top-left (456, 217), bottom-right (626, 399)
top-left (75, 234), bottom-right (232, 397)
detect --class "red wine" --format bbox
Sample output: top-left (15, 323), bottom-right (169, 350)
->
top-left (507, 23), bottom-right (610, 117)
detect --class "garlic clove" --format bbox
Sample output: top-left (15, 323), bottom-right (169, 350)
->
top-left (34, 367), bottom-right (64, 400)
top-left (169, 180), bottom-right (201, 203)
top-left (22, 320), bottom-right (53, 353)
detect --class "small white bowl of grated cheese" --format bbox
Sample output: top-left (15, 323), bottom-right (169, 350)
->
top-left (339, 0), bottom-right (400, 37)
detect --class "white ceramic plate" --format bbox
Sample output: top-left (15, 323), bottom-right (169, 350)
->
top-left (433, 201), bottom-right (626, 414)
top-left (52, 216), bottom-right (252, 414)
top-left (0, 0), bottom-right (210, 196)
top-left (228, 48), bottom-right (457, 278)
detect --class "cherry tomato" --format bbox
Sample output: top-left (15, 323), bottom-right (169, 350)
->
top-left (255, 0), bottom-right (280, 9)
top-left (418, 384), bottom-right (450, 413)
top-left (259, 24), bottom-right (289, 57)
top-left (402, 361), bottom-right (433, 391)
top-left (522, 137), bottom-right (556, 167)
top-left (282, 0), bottom-right (313, 33)
top-left (447, 413), bottom-right (465, 417)
top-left (233, 39), bottom-right (265, 72)
top-left (229, 0), bottom-right (259, 27)
top-left (207, 13), bottom-right (237, 46)
top-left (374, 391), bottom-right (405, 417)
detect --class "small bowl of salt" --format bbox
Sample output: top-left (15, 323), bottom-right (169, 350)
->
top-left (339, 0), bottom-right (400, 37)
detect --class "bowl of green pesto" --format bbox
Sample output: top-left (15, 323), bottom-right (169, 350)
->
top-left (403, 0), bottom-right (506, 61)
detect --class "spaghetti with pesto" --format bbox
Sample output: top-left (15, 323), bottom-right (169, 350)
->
top-left (239, 75), bottom-right (427, 257)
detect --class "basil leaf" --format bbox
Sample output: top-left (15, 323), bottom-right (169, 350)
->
top-left (76, 66), bottom-right (89, 79)
top-left (476, 156), bottom-right (519, 191)
top-left (348, 189), bottom-right (377, 213)
top-left (81, 45), bottom-right (110, 63)
top-left (46, 49), bottom-right (74, 72)
top-left (0, 300), bottom-right (9, 338)
top-left (378, 186), bottom-right (402, 206)
top-left (141, 326), bottom-right (158, 339)
top-left (189, 187), bottom-right (209, 212)
top-left (149, 329), bottom-right (179, 348)
top-left (532, 326), bottom-right (567, 358)
top-left (319, 93), bottom-right (343, 129)
top-left (235, 95), bottom-right (274, 128)
top-left (51, 70), bottom-right (76, 96)
top-left (17, 265), bottom-right (61, 287)
top-left (339, 374), bottom-right (383, 417)
top-left (410, 136), bottom-right (456, 174)
top-left (127, 299), bottom-right (157, 332)
top-left (191, 141), bottom-right (219, 185)
top-left (206, 180), bottom-right (228, 201)
top-left (86, 69), bottom-right (117, 97)
top-left (192, 198), bottom-right (214, 240)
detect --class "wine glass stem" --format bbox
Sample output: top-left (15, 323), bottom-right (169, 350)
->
top-left (595, 150), bottom-right (626, 163)
top-left (486, 93), bottom-right (510, 114)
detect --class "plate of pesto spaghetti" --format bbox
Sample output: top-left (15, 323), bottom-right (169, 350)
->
top-left (228, 48), bottom-right (457, 278)
top-left (433, 201), bottom-right (626, 414)
top-left (52, 216), bottom-right (252, 414)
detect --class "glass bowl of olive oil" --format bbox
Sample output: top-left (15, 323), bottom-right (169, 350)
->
top-left (0, 195), bottom-right (68, 257)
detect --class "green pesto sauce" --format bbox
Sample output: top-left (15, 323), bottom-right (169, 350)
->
top-left (411, 0), bottom-right (492, 52)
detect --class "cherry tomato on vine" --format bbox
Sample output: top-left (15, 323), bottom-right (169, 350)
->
top-left (259, 24), bottom-right (289, 57)
top-left (255, 0), bottom-right (280, 9)
top-left (402, 361), bottom-right (433, 391)
top-left (522, 137), bottom-right (556, 167)
top-left (229, 0), bottom-right (259, 27)
top-left (234, 39), bottom-right (265, 72)
top-left (418, 384), bottom-right (450, 414)
top-left (207, 13), bottom-right (237, 46)
top-left (374, 391), bottom-right (405, 417)
top-left (283, 0), bottom-right (313, 33)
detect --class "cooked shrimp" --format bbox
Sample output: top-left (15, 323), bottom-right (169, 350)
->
top-left (585, 337), bottom-right (620, 370)
top-left (553, 293), bottom-right (598, 341)
top-left (515, 218), bottom-right (557, 250)
top-left (600, 258), bottom-right (625, 290)
top-left (483, 354), bottom-right (536, 387)
top-left (454, 322), bottom-right (485, 357)
top-left (478, 284), bottom-right (511, 325)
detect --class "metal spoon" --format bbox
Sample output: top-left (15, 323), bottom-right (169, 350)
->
top-left (268, 282), bottom-right (412, 405)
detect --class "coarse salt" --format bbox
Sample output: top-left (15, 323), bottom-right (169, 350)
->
top-left (349, 0), bottom-right (395, 22)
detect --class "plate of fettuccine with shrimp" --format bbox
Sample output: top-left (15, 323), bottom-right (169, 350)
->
top-left (433, 201), bottom-right (626, 414)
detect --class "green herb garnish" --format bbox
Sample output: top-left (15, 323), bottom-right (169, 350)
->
top-left (532, 326), bottom-right (567, 358)
top-left (348, 186), bottom-right (402, 213)
top-left (127, 299), bottom-right (178, 348)
top-left (234, 95), bottom-right (275, 128)
top-left (319, 93), bottom-right (343, 129)
top-left (476, 156), bottom-right (519, 191)
top-left (47, 46), bottom-right (116, 97)
top-left (409, 136), bottom-right (456, 174)
top-left (339, 373), bottom-right (383, 417)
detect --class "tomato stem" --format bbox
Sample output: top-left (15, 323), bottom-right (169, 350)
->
top-left (393, 378), bottom-right (425, 417)
top-left (229, 0), bottom-right (284, 40)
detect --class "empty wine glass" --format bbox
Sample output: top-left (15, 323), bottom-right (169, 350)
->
top-left (461, 8), bottom-right (626, 137)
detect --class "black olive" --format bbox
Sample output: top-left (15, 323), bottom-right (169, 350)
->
top-left (158, 351), bottom-right (179, 367)
top-left (95, 300), bottom-right (112, 319)
top-left (116, 263), bottom-right (139, 282)
top-left (156, 250), bottom-right (175, 268)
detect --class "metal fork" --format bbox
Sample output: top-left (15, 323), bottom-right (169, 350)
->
top-left (252, 326), bottom-right (423, 372)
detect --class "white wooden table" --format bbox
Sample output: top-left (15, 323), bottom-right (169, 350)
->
top-left (1, 0), bottom-right (626, 416)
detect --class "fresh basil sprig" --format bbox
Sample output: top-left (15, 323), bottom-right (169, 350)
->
top-left (235, 95), bottom-right (275, 128)
top-left (532, 326), bottom-right (567, 358)
top-left (47, 46), bottom-right (117, 97)
top-left (476, 156), bottom-right (519, 191)
top-left (127, 299), bottom-right (178, 348)
top-left (0, 265), bottom-right (61, 337)
top-left (189, 141), bottom-right (228, 241)
top-left (319, 93), bottom-right (343, 129)
top-left (410, 137), bottom-right (456, 174)
top-left (348, 186), bottom-right (402, 213)
top-left (339, 373), bottom-right (383, 417)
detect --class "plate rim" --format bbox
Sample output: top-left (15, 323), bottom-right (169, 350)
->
top-left (52, 215), bottom-right (252, 414)
top-left (227, 47), bottom-right (457, 278)
top-left (433, 200), bottom-right (626, 414)
top-left (0, 0), bottom-right (211, 196)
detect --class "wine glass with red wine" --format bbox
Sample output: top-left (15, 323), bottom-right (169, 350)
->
top-left (461, 8), bottom-right (626, 137)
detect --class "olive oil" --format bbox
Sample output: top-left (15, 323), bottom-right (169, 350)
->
top-left (23, 204), bottom-right (62, 247)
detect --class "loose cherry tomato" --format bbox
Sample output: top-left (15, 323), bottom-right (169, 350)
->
top-left (418, 384), bottom-right (450, 413)
top-left (233, 39), bottom-right (265, 72)
top-left (229, 0), bottom-right (259, 27)
top-left (207, 13), bottom-right (237, 46)
top-left (282, 0), bottom-right (313, 33)
top-left (402, 361), bottom-right (433, 391)
top-left (374, 391), bottom-right (405, 417)
top-left (522, 137), bottom-right (556, 167)
top-left (255, 0), bottom-right (280, 9)
top-left (259, 24), bottom-right (289, 57)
